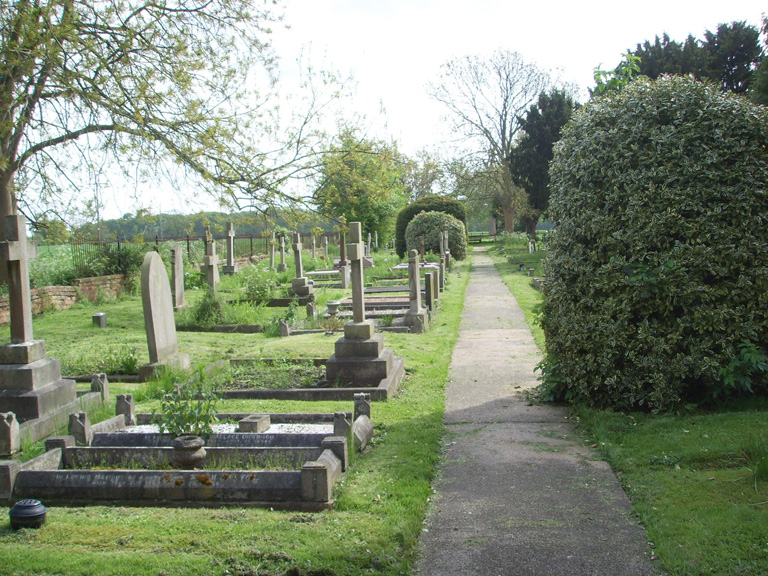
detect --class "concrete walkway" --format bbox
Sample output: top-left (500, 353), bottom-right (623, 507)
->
top-left (415, 248), bottom-right (657, 576)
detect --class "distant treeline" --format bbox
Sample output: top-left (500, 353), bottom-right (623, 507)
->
top-left (35, 209), bottom-right (337, 244)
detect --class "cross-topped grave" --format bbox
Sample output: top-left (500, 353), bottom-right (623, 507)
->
top-left (201, 227), bottom-right (220, 290)
top-left (290, 233), bottom-right (313, 297)
top-left (277, 235), bottom-right (287, 272)
top-left (325, 222), bottom-right (404, 390)
top-left (139, 251), bottom-right (191, 381)
top-left (0, 215), bottom-right (79, 451)
top-left (223, 221), bottom-right (237, 275)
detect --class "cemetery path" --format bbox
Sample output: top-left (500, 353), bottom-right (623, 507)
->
top-left (414, 247), bottom-right (658, 576)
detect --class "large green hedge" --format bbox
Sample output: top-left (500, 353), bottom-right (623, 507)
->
top-left (541, 76), bottom-right (768, 411)
top-left (405, 211), bottom-right (468, 261)
top-left (395, 196), bottom-right (466, 258)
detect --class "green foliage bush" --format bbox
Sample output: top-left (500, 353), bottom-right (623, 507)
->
top-left (395, 196), bottom-right (467, 257)
top-left (541, 76), bottom-right (768, 411)
top-left (152, 380), bottom-right (219, 438)
top-left (405, 211), bottom-right (468, 261)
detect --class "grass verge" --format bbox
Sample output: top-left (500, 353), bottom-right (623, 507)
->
top-left (0, 257), bottom-right (471, 576)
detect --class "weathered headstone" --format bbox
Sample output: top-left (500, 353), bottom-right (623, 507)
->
top-left (200, 228), bottom-right (220, 291)
top-left (306, 301), bottom-right (316, 320)
top-left (325, 222), bottom-right (405, 390)
top-left (439, 255), bottom-right (446, 291)
top-left (424, 271), bottom-right (434, 311)
top-left (223, 222), bottom-right (237, 275)
top-left (90, 373), bottom-right (109, 401)
top-left (277, 236), bottom-right (287, 272)
top-left (419, 236), bottom-right (425, 261)
top-left (170, 244), bottom-right (186, 309)
top-left (116, 394), bottom-right (135, 426)
top-left (374, 231), bottom-right (378, 250)
top-left (290, 233), bottom-right (313, 297)
top-left (403, 250), bottom-right (429, 333)
top-left (139, 251), bottom-right (191, 381)
top-left (69, 412), bottom-right (92, 445)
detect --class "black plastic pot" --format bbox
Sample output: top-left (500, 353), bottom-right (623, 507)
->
top-left (9, 499), bottom-right (47, 530)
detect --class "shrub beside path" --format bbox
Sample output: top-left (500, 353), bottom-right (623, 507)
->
top-left (415, 248), bottom-right (657, 576)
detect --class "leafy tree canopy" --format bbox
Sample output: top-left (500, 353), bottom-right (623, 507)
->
top-left (313, 126), bottom-right (408, 244)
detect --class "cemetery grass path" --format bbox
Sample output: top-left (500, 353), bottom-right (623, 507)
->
top-left (414, 247), bottom-right (659, 576)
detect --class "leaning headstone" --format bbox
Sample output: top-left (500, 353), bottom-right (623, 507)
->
top-left (278, 318), bottom-right (290, 337)
top-left (403, 250), bottom-right (429, 333)
top-left (0, 214), bottom-right (77, 437)
top-left (277, 236), bottom-right (287, 272)
top-left (90, 373), bottom-right (109, 401)
top-left (170, 244), bottom-right (186, 309)
top-left (0, 412), bottom-right (20, 457)
top-left (139, 251), bottom-right (191, 381)
top-left (223, 222), bottom-right (237, 275)
top-left (291, 233), bottom-right (313, 297)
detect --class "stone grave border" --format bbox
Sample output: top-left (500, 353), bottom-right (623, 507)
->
top-left (222, 358), bottom-right (402, 401)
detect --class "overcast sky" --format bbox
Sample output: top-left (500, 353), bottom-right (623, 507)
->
top-left (269, 0), bottom-right (766, 155)
top-left (107, 0), bottom-right (765, 219)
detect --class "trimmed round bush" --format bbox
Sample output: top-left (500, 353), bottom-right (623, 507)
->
top-left (541, 76), bottom-right (768, 411)
top-left (405, 211), bottom-right (468, 261)
top-left (395, 196), bottom-right (467, 258)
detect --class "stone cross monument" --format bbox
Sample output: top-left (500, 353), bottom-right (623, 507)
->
top-left (201, 228), bottom-right (220, 291)
top-left (324, 222), bottom-right (404, 390)
top-left (277, 235), bottom-right (287, 272)
top-left (0, 215), bottom-right (78, 451)
top-left (290, 233), bottom-right (313, 297)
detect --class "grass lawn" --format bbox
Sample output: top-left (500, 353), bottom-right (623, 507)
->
top-left (0, 257), bottom-right (471, 576)
top-left (490, 237), bottom-right (768, 576)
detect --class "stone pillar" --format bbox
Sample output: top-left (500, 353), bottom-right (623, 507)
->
top-left (419, 236), bottom-right (425, 261)
top-left (277, 236), bottom-right (287, 272)
top-left (269, 232), bottom-right (276, 270)
top-left (439, 232), bottom-right (445, 257)
top-left (404, 251), bottom-right (428, 333)
top-left (366, 233), bottom-right (372, 257)
top-left (339, 231), bottom-right (347, 266)
top-left (223, 222), bottom-right (237, 275)
top-left (424, 272), bottom-right (434, 311)
top-left (311, 236), bottom-right (316, 260)
top-left (439, 256), bottom-right (446, 291)
top-left (374, 231), bottom-right (378, 250)
top-left (170, 244), bottom-right (186, 309)
top-left (324, 236), bottom-right (329, 258)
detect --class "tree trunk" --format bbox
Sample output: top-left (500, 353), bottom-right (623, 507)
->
top-left (502, 206), bottom-right (516, 233)
top-left (522, 214), bottom-right (539, 237)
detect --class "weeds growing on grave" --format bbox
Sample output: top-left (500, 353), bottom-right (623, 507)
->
top-left (151, 380), bottom-right (220, 438)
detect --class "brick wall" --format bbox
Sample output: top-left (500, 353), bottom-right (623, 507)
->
top-left (0, 274), bottom-right (129, 326)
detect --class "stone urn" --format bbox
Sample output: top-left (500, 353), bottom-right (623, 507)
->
top-left (171, 435), bottom-right (206, 469)
top-left (326, 301), bottom-right (341, 316)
